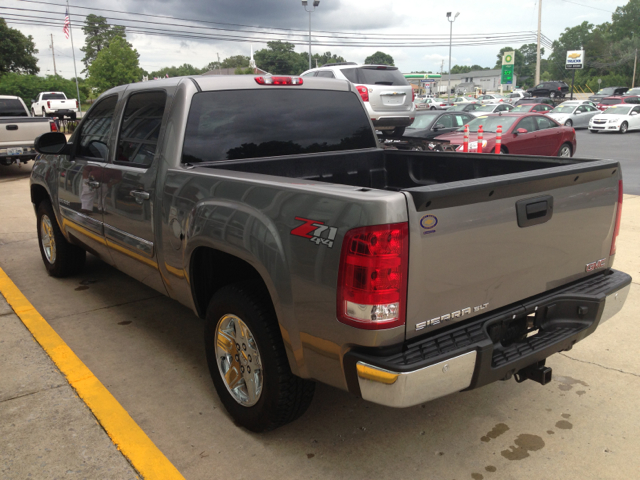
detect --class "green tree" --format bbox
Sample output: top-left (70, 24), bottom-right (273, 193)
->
top-left (254, 41), bottom-right (307, 75)
top-left (221, 55), bottom-right (250, 68)
top-left (81, 14), bottom-right (126, 71)
top-left (364, 51), bottom-right (394, 66)
top-left (0, 73), bottom-right (88, 106)
top-left (611, 0), bottom-right (640, 41)
top-left (547, 22), bottom-right (594, 80)
top-left (149, 64), bottom-right (205, 78)
top-left (87, 36), bottom-right (142, 93)
top-left (301, 51), bottom-right (347, 68)
top-left (0, 18), bottom-right (39, 76)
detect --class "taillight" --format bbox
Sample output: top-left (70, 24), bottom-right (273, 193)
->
top-left (47, 101), bottom-right (51, 108)
top-left (412, 90), bottom-right (415, 102)
top-left (610, 179), bottom-right (623, 256)
top-left (337, 223), bottom-right (409, 330)
top-left (254, 76), bottom-right (303, 85)
top-left (76, 100), bottom-right (79, 109)
top-left (558, 86), bottom-right (561, 90)
top-left (50, 121), bottom-right (57, 132)
top-left (356, 85), bottom-right (369, 102)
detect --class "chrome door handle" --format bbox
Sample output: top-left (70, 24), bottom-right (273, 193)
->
top-left (87, 180), bottom-right (100, 188)
top-left (130, 190), bottom-right (150, 201)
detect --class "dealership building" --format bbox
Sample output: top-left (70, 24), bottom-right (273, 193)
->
top-left (405, 69), bottom-right (517, 94)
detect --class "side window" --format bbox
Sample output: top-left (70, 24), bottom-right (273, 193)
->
top-left (301, 71), bottom-right (317, 77)
top-left (576, 106), bottom-right (586, 113)
top-left (116, 91), bottom-right (167, 168)
top-left (586, 105), bottom-right (597, 112)
top-left (633, 106), bottom-right (640, 114)
top-left (453, 115), bottom-right (468, 126)
top-left (532, 105), bottom-right (542, 111)
top-left (516, 116), bottom-right (537, 132)
top-left (316, 71), bottom-right (336, 78)
top-left (535, 116), bottom-right (557, 130)
top-left (435, 115), bottom-right (453, 128)
top-left (76, 95), bottom-right (118, 160)
top-left (541, 105), bottom-right (552, 111)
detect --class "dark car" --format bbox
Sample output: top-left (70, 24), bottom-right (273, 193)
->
top-left (596, 95), bottom-right (640, 111)
top-left (526, 81), bottom-right (569, 99)
top-left (510, 103), bottom-right (555, 113)
top-left (589, 86), bottom-right (629, 103)
top-left (434, 113), bottom-right (576, 157)
top-left (514, 97), bottom-right (556, 107)
top-left (403, 110), bottom-right (476, 139)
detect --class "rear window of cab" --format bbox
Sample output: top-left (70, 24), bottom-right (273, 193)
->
top-left (182, 89), bottom-right (377, 163)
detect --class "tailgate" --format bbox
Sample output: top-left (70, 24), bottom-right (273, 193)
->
top-left (401, 159), bottom-right (621, 340)
top-left (0, 118), bottom-right (51, 148)
top-left (369, 86), bottom-right (414, 113)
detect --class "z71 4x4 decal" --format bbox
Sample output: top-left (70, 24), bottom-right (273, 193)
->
top-left (290, 217), bottom-right (338, 248)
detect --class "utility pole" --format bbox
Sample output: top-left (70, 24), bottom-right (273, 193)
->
top-left (66, 0), bottom-right (82, 113)
top-left (633, 48), bottom-right (638, 88)
top-left (50, 34), bottom-right (57, 76)
top-left (535, 0), bottom-right (542, 85)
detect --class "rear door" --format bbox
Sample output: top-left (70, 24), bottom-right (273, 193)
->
top-left (401, 159), bottom-right (621, 339)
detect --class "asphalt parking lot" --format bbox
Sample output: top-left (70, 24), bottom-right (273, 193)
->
top-left (1, 131), bottom-right (640, 480)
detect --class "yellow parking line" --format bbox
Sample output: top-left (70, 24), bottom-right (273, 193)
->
top-left (0, 266), bottom-right (184, 480)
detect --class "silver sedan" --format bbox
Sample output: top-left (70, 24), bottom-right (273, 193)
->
top-left (546, 103), bottom-right (600, 128)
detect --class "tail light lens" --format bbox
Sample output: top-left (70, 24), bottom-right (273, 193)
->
top-left (49, 121), bottom-right (57, 132)
top-left (47, 101), bottom-right (51, 109)
top-left (610, 180), bottom-right (623, 256)
top-left (254, 76), bottom-right (303, 85)
top-left (76, 100), bottom-right (79, 109)
top-left (356, 85), bottom-right (369, 102)
top-left (337, 223), bottom-right (409, 330)
top-left (412, 90), bottom-right (415, 102)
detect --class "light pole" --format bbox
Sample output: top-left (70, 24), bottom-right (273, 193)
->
top-left (446, 12), bottom-right (459, 103)
top-left (302, 1), bottom-right (320, 70)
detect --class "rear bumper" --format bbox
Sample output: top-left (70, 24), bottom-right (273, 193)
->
top-left (344, 269), bottom-right (631, 408)
top-left (372, 116), bottom-right (415, 128)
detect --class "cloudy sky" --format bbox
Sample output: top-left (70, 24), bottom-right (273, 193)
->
top-left (2, 0), bottom-right (627, 78)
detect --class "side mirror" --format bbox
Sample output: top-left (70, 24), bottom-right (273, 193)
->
top-left (34, 132), bottom-right (69, 155)
top-left (632, 112), bottom-right (639, 116)
top-left (434, 124), bottom-right (446, 130)
top-left (515, 128), bottom-right (528, 135)
top-left (574, 111), bottom-right (581, 115)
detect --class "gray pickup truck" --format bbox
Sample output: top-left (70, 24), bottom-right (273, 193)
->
top-left (30, 75), bottom-right (631, 432)
top-left (0, 95), bottom-right (57, 166)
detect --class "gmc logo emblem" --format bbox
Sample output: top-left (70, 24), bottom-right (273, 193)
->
top-left (585, 259), bottom-right (606, 272)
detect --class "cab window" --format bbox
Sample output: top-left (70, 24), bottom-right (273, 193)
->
top-left (116, 91), bottom-right (167, 168)
top-left (516, 116), bottom-right (537, 132)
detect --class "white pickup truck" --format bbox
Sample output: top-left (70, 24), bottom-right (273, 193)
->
top-left (31, 91), bottom-right (79, 120)
top-left (0, 95), bottom-right (57, 166)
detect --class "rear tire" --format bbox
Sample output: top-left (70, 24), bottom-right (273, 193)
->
top-left (557, 143), bottom-right (572, 157)
top-left (204, 281), bottom-right (315, 432)
top-left (564, 120), bottom-right (573, 127)
top-left (37, 200), bottom-right (86, 277)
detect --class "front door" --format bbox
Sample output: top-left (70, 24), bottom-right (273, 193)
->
top-left (102, 90), bottom-right (168, 294)
top-left (509, 116), bottom-right (539, 155)
top-left (57, 95), bottom-right (119, 264)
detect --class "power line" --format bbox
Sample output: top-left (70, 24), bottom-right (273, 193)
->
top-left (558, 0), bottom-right (615, 14)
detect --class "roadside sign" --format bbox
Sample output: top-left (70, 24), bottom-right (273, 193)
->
top-left (420, 79), bottom-right (436, 83)
top-left (501, 51), bottom-right (515, 85)
top-left (502, 52), bottom-right (515, 66)
top-left (566, 50), bottom-right (585, 69)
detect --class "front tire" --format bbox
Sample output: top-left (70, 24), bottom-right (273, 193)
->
top-left (564, 119), bottom-right (573, 127)
top-left (41, 109), bottom-right (47, 117)
top-left (37, 200), bottom-right (86, 277)
top-left (204, 281), bottom-right (315, 432)
top-left (620, 122), bottom-right (628, 134)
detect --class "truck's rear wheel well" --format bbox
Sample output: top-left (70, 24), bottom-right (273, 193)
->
top-left (191, 247), bottom-right (268, 318)
top-left (31, 185), bottom-right (50, 209)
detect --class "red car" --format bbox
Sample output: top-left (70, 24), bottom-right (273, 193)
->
top-left (510, 103), bottom-right (554, 114)
top-left (596, 95), bottom-right (640, 111)
top-left (434, 113), bottom-right (577, 157)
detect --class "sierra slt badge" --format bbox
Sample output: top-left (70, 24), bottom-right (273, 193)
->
top-left (291, 217), bottom-right (338, 248)
top-left (415, 303), bottom-right (489, 331)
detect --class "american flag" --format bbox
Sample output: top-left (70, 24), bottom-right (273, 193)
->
top-left (63, 9), bottom-right (70, 39)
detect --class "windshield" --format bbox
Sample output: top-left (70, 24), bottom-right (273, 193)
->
top-left (340, 67), bottom-right (408, 86)
top-left (551, 106), bottom-right (575, 113)
top-left (407, 114), bottom-right (437, 129)
top-left (447, 104), bottom-right (468, 111)
top-left (474, 105), bottom-right (497, 112)
top-left (604, 106), bottom-right (632, 115)
top-left (596, 88), bottom-right (615, 95)
top-left (456, 115), bottom-right (518, 133)
top-left (627, 88), bottom-right (640, 96)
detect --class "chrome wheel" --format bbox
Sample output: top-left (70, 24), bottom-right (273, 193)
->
top-left (559, 144), bottom-right (571, 157)
top-left (620, 122), bottom-right (628, 134)
top-left (215, 314), bottom-right (263, 407)
top-left (564, 120), bottom-right (572, 127)
top-left (40, 215), bottom-right (56, 264)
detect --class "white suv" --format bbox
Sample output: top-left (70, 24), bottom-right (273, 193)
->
top-left (301, 63), bottom-right (415, 137)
